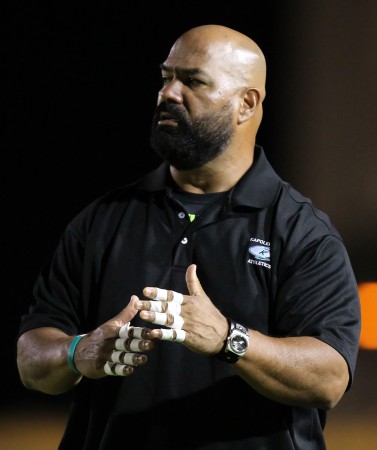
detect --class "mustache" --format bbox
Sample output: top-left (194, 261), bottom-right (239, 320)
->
top-left (154, 102), bottom-right (188, 122)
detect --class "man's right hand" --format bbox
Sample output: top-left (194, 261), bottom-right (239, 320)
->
top-left (75, 295), bottom-right (155, 378)
top-left (16, 296), bottom-right (155, 395)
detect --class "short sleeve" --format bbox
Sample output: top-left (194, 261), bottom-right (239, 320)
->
top-left (274, 236), bottom-right (361, 389)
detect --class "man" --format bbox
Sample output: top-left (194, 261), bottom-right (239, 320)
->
top-left (17, 24), bottom-right (360, 449)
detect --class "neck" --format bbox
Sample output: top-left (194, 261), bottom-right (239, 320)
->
top-left (170, 145), bottom-right (254, 194)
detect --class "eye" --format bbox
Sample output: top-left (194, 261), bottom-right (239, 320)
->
top-left (186, 77), bottom-right (204, 87)
top-left (161, 76), bottom-right (172, 86)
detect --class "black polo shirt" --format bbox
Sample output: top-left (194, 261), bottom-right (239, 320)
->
top-left (19, 146), bottom-right (361, 450)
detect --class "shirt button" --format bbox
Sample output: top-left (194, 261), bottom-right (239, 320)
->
top-left (181, 237), bottom-right (188, 244)
top-left (178, 212), bottom-right (185, 219)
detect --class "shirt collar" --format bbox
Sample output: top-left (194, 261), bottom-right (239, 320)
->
top-left (138, 145), bottom-right (281, 209)
top-left (229, 145), bottom-right (281, 209)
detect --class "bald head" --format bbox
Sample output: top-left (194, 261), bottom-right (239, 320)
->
top-left (169, 24), bottom-right (266, 101)
top-left (152, 24), bottom-right (267, 184)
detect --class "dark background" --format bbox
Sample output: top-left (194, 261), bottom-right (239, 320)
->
top-left (2, 2), bottom-right (376, 446)
top-left (3, 2), bottom-right (287, 404)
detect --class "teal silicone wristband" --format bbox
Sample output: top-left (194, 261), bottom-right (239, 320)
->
top-left (67, 334), bottom-right (86, 374)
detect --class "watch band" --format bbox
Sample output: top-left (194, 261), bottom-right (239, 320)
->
top-left (215, 318), bottom-right (249, 364)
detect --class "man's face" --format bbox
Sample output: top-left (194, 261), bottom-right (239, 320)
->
top-left (150, 101), bottom-right (234, 170)
top-left (150, 35), bottom-right (242, 171)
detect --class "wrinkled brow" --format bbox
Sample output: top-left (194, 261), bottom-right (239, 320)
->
top-left (160, 63), bottom-right (208, 78)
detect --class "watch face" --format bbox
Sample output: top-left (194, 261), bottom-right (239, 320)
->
top-left (230, 334), bottom-right (248, 353)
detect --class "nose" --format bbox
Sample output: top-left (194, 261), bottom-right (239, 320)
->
top-left (158, 79), bottom-right (183, 104)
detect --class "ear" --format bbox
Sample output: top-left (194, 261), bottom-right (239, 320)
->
top-left (238, 88), bottom-right (261, 124)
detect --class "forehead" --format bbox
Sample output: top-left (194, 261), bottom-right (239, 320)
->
top-left (163, 37), bottom-right (253, 86)
top-left (163, 39), bottom-right (233, 77)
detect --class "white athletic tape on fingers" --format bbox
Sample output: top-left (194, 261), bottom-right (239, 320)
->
top-left (129, 327), bottom-right (145, 339)
top-left (171, 314), bottom-right (184, 329)
top-left (111, 351), bottom-right (138, 366)
top-left (122, 353), bottom-right (138, 365)
top-left (160, 328), bottom-right (186, 343)
top-left (115, 364), bottom-right (127, 376)
top-left (155, 288), bottom-right (183, 304)
top-left (115, 338), bottom-right (143, 352)
top-left (150, 301), bottom-right (181, 315)
top-left (119, 325), bottom-right (145, 339)
top-left (111, 350), bottom-right (123, 363)
top-left (129, 339), bottom-right (143, 352)
top-left (155, 288), bottom-right (169, 301)
top-left (104, 361), bottom-right (116, 376)
top-left (167, 303), bottom-right (181, 314)
top-left (119, 323), bottom-right (131, 338)
top-left (172, 292), bottom-right (184, 304)
top-left (152, 312), bottom-right (184, 329)
top-left (115, 338), bottom-right (127, 350)
top-left (104, 361), bottom-right (133, 376)
top-left (149, 301), bottom-right (163, 313)
top-left (153, 312), bottom-right (169, 326)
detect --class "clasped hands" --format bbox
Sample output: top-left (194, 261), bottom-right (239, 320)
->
top-left (99, 264), bottom-right (227, 377)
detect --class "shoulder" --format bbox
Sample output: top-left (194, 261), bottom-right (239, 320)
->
top-left (67, 184), bottom-right (137, 235)
top-left (276, 180), bottom-right (340, 238)
top-left (65, 163), bottom-right (168, 242)
top-left (269, 181), bottom-right (351, 276)
top-left (52, 163), bottom-right (171, 263)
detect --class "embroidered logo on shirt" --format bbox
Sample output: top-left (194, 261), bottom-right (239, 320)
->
top-left (247, 237), bottom-right (271, 269)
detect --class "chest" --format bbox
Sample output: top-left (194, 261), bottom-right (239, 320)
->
top-left (93, 199), bottom-right (276, 331)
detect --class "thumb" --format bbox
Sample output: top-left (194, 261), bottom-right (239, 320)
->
top-left (186, 264), bottom-right (205, 296)
top-left (107, 295), bottom-right (139, 328)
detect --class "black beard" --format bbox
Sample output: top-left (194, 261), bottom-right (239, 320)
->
top-left (149, 102), bottom-right (234, 170)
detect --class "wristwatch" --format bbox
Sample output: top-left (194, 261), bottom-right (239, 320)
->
top-left (216, 318), bottom-right (250, 363)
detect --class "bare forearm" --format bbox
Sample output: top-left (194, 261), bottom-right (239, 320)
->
top-left (16, 300), bottom-right (155, 395)
top-left (236, 332), bottom-right (349, 410)
top-left (137, 269), bottom-right (351, 411)
top-left (17, 328), bottom-right (81, 395)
